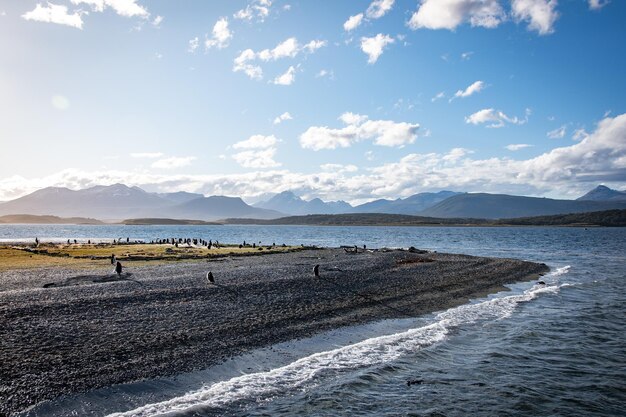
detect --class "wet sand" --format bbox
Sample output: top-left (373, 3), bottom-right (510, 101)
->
top-left (0, 248), bottom-right (548, 416)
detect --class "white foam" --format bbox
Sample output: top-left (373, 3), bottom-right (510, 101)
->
top-left (107, 271), bottom-right (569, 417)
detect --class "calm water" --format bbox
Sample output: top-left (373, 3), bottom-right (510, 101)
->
top-left (6, 225), bottom-right (626, 417)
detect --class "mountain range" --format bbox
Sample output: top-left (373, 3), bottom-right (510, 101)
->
top-left (0, 184), bottom-right (281, 221)
top-left (0, 184), bottom-right (625, 221)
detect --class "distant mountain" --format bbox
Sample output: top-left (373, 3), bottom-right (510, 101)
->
top-left (255, 191), bottom-right (351, 215)
top-left (576, 185), bottom-right (626, 202)
top-left (169, 196), bottom-right (283, 220)
top-left (156, 191), bottom-right (204, 204)
top-left (0, 184), bottom-right (166, 219)
top-left (351, 191), bottom-right (463, 215)
top-left (0, 184), bottom-right (283, 221)
top-left (420, 193), bottom-right (626, 219)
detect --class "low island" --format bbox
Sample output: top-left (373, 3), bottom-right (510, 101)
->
top-left (0, 242), bottom-right (549, 415)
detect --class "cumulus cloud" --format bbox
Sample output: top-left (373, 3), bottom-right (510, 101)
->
top-left (360, 34), bottom-right (394, 64)
top-left (272, 66), bottom-right (296, 85)
top-left (511, 0), bottom-right (559, 35)
top-left (366, 0), bottom-right (395, 19)
top-left (506, 144), bottom-right (533, 151)
top-left (461, 51), bottom-right (474, 60)
top-left (233, 148), bottom-right (280, 169)
top-left (152, 15), bottom-right (163, 27)
top-left (233, 134), bottom-right (279, 149)
top-left (465, 108), bottom-right (530, 128)
top-left (408, 0), bottom-right (505, 31)
top-left (234, 0), bottom-right (272, 22)
top-left (22, 3), bottom-right (84, 29)
top-left (588, 0), bottom-right (610, 10)
top-left (300, 112), bottom-right (420, 150)
top-left (205, 17), bottom-right (232, 49)
top-left (320, 164), bottom-right (359, 173)
top-left (452, 80), bottom-right (485, 100)
top-left (273, 112), bottom-right (293, 124)
top-left (343, 13), bottom-right (364, 31)
top-left (233, 37), bottom-right (325, 80)
top-left (151, 156), bottom-right (196, 170)
top-left (547, 125), bottom-right (566, 139)
top-left (71, 0), bottom-right (149, 18)
top-left (233, 49), bottom-right (263, 80)
top-left (2, 114), bottom-right (625, 203)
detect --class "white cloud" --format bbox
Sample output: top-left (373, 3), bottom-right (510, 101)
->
top-left (343, 13), bottom-right (364, 31)
top-left (130, 152), bottom-right (163, 158)
top-left (465, 108), bottom-right (530, 128)
top-left (452, 80), bottom-right (485, 100)
top-left (71, 0), bottom-right (149, 18)
top-left (2, 114), bottom-right (625, 204)
top-left (233, 37), bottom-right (325, 80)
top-left (259, 37), bottom-right (299, 60)
top-left (366, 0), bottom-right (395, 19)
top-left (511, 0), bottom-right (559, 35)
top-left (443, 147), bottom-right (474, 162)
top-left (461, 51), bottom-right (474, 60)
top-left (408, 0), bottom-right (505, 31)
top-left (51, 95), bottom-right (70, 110)
top-left (320, 164), bottom-right (358, 173)
top-left (22, 3), bottom-right (84, 29)
top-left (152, 15), bottom-right (163, 27)
top-left (233, 49), bottom-right (263, 80)
top-left (303, 40), bottom-right (327, 53)
top-left (506, 144), bottom-right (533, 151)
top-left (360, 33), bottom-right (394, 64)
top-left (272, 66), bottom-right (297, 85)
top-left (234, 0), bottom-right (273, 22)
top-left (572, 128), bottom-right (589, 141)
top-left (273, 112), bottom-right (293, 125)
top-left (233, 134), bottom-right (278, 149)
top-left (300, 112), bottom-right (419, 150)
top-left (233, 148), bottom-right (280, 169)
top-left (588, 0), bottom-right (610, 10)
top-left (316, 69), bottom-right (334, 79)
top-left (431, 92), bottom-right (446, 102)
top-left (205, 17), bottom-right (232, 49)
top-left (547, 125), bottom-right (566, 139)
top-left (188, 37), bottom-right (199, 53)
top-left (151, 156), bottom-right (196, 170)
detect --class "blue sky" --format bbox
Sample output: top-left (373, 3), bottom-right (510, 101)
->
top-left (0, 0), bottom-right (625, 204)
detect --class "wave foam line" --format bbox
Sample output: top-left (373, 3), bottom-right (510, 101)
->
top-left (108, 276), bottom-right (567, 417)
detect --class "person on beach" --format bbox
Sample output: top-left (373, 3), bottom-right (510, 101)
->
top-left (115, 261), bottom-right (123, 276)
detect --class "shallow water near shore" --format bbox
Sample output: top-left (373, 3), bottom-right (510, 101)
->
top-left (7, 226), bottom-right (626, 416)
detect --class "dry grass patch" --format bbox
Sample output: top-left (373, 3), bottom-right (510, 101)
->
top-left (0, 243), bottom-right (303, 271)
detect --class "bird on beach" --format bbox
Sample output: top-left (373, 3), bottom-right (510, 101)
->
top-left (206, 271), bottom-right (215, 284)
top-left (115, 261), bottom-right (123, 276)
top-left (314, 264), bottom-right (320, 277)
top-left (110, 254), bottom-right (116, 265)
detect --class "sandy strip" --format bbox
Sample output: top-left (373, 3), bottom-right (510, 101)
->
top-left (0, 248), bottom-right (548, 416)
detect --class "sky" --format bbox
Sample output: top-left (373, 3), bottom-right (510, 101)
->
top-left (0, 0), bottom-right (625, 204)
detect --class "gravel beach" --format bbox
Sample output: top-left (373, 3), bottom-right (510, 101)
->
top-left (0, 248), bottom-right (548, 416)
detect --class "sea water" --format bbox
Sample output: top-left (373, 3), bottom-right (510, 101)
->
top-left (6, 225), bottom-right (625, 416)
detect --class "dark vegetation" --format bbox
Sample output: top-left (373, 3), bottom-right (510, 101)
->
top-left (223, 209), bottom-right (626, 227)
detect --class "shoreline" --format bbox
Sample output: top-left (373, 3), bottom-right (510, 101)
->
top-left (0, 248), bottom-right (548, 416)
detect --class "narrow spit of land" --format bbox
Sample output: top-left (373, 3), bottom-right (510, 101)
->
top-left (0, 244), bottom-right (548, 416)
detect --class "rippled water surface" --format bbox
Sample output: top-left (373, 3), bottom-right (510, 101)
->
top-left (5, 225), bottom-right (625, 416)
